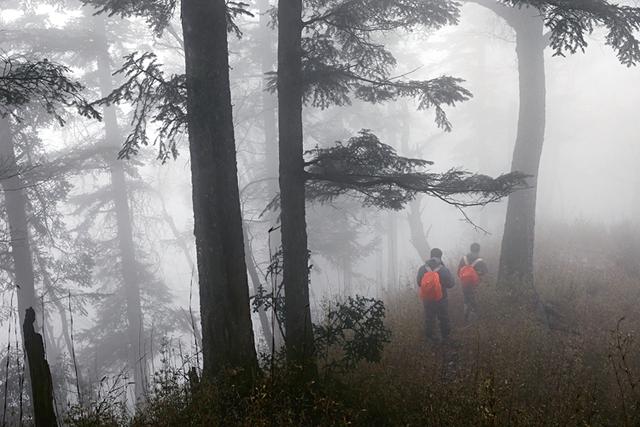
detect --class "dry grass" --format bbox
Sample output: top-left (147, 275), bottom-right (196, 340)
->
top-left (68, 223), bottom-right (640, 426)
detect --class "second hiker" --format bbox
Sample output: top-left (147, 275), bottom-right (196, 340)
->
top-left (457, 242), bottom-right (488, 324)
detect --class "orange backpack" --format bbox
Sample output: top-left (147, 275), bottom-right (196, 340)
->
top-left (458, 256), bottom-right (481, 288)
top-left (419, 265), bottom-right (443, 302)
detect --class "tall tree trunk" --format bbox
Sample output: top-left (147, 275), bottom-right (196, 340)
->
top-left (497, 11), bottom-right (546, 289)
top-left (0, 119), bottom-right (36, 328)
top-left (258, 0), bottom-right (278, 190)
top-left (0, 118), bottom-right (37, 405)
top-left (181, 0), bottom-right (257, 380)
top-left (257, 0), bottom-right (282, 347)
top-left (277, 0), bottom-right (316, 374)
top-left (93, 17), bottom-right (147, 399)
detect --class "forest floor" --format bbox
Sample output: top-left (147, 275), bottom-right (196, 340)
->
top-left (66, 264), bottom-right (640, 426)
top-left (63, 219), bottom-right (640, 426)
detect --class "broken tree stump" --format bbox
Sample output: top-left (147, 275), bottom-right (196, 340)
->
top-left (23, 307), bottom-right (58, 427)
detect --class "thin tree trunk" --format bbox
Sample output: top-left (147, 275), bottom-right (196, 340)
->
top-left (375, 234), bottom-right (384, 294)
top-left (0, 119), bottom-right (36, 329)
top-left (93, 16), bottom-right (147, 399)
top-left (497, 10), bottom-right (546, 289)
top-left (387, 214), bottom-right (398, 289)
top-left (258, 0), bottom-right (278, 190)
top-left (243, 222), bottom-right (273, 347)
top-left (398, 102), bottom-right (432, 262)
top-left (181, 0), bottom-right (257, 381)
top-left (0, 119), bottom-right (38, 404)
top-left (277, 0), bottom-right (316, 374)
top-left (407, 198), bottom-right (431, 262)
top-left (158, 193), bottom-right (196, 272)
top-left (399, 101), bottom-right (410, 153)
top-left (341, 256), bottom-right (352, 295)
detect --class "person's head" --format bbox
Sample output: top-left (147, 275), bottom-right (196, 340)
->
top-left (430, 248), bottom-right (443, 260)
top-left (470, 243), bottom-right (481, 254)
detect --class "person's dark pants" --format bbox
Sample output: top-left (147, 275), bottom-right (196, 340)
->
top-left (423, 298), bottom-right (450, 340)
top-left (463, 287), bottom-right (478, 322)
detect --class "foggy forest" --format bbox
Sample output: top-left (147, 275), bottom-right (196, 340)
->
top-left (1, 0), bottom-right (640, 425)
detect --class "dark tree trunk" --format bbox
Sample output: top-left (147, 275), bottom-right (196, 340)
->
top-left (407, 198), bottom-right (431, 262)
top-left (23, 307), bottom-right (58, 427)
top-left (93, 17), bottom-right (147, 399)
top-left (0, 119), bottom-right (36, 328)
top-left (181, 0), bottom-right (257, 380)
top-left (497, 10), bottom-right (546, 289)
top-left (277, 0), bottom-right (316, 373)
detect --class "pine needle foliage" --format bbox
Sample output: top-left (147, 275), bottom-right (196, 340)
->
top-left (81, 0), bottom-right (177, 36)
top-left (93, 52), bottom-right (187, 162)
top-left (507, 0), bottom-right (640, 66)
top-left (82, 0), bottom-right (252, 37)
top-left (0, 55), bottom-right (99, 125)
top-left (304, 130), bottom-right (528, 209)
top-left (278, 0), bottom-right (473, 130)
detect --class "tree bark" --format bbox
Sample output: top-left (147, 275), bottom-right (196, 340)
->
top-left (93, 16), bottom-right (147, 399)
top-left (277, 0), bottom-right (316, 374)
top-left (23, 307), bottom-right (58, 427)
top-left (181, 0), bottom-right (257, 380)
top-left (497, 10), bottom-right (546, 289)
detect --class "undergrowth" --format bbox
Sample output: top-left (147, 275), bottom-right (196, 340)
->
top-left (59, 223), bottom-right (640, 425)
top-left (64, 282), bottom-right (639, 426)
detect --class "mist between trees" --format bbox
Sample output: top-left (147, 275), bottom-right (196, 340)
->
top-left (1, 0), bottom-right (640, 425)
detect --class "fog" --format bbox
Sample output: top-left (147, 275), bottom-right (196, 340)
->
top-left (1, 0), bottom-right (640, 424)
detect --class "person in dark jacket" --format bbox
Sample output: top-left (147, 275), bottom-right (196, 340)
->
top-left (457, 242), bottom-right (488, 324)
top-left (416, 248), bottom-right (455, 343)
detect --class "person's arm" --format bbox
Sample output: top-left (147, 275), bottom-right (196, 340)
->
top-left (440, 266), bottom-right (455, 289)
top-left (416, 265), bottom-right (425, 287)
top-left (476, 260), bottom-right (488, 277)
top-left (457, 257), bottom-right (465, 275)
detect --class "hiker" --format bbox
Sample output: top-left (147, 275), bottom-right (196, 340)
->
top-left (416, 248), bottom-right (455, 344)
top-left (457, 243), bottom-right (488, 324)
